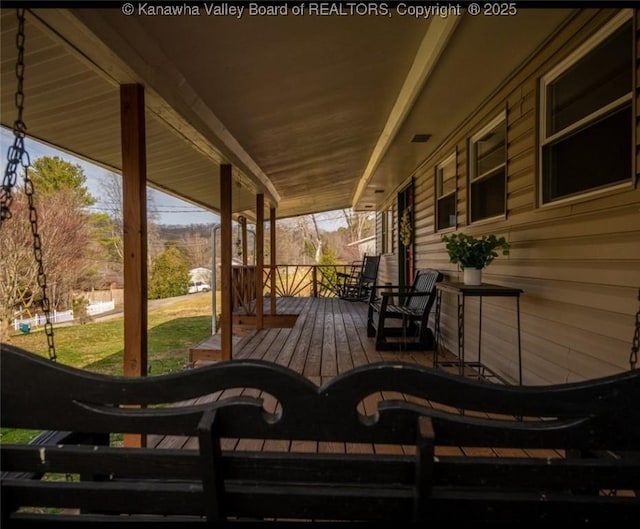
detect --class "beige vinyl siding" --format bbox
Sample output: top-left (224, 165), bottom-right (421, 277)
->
top-left (376, 202), bottom-right (398, 286)
top-left (388, 8), bottom-right (640, 384)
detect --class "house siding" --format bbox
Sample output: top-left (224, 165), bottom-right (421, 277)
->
top-left (387, 8), bottom-right (640, 384)
top-left (376, 201), bottom-right (398, 286)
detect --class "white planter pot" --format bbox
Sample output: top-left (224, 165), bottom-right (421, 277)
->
top-left (463, 268), bottom-right (482, 286)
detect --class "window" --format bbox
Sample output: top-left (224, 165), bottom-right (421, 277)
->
top-left (381, 207), bottom-right (394, 254)
top-left (469, 113), bottom-right (507, 223)
top-left (436, 152), bottom-right (457, 230)
top-left (540, 12), bottom-right (632, 204)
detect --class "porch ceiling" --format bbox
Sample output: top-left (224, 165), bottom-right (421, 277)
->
top-left (1, 7), bottom-right (574, 219)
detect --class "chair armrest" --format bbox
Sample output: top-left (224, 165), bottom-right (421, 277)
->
top-left (370, 284), bottom-right (402, 290)
top-left (378, 288), bottom-right (431, 297)
top-left (392, 291), bottom-right (434, 298)
top-left (376, 290), bottom-right (435, 311)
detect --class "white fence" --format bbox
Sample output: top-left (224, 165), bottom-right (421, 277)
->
top-left (86, 300), bottom-right (115, 315)
top-left (13, 300), bottom-right (115, 331)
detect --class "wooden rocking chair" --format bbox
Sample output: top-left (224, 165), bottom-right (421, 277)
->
top-left (338, 254), bottom-right (380, 302)
top-left (367, 269), bottom-right (442, 350)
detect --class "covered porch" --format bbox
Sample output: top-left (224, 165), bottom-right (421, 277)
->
top-left (1, 5), bottom-right (639, 523)
top-left (2, 6), bottom-right (637, 387)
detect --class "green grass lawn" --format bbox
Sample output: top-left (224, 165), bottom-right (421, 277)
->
top-left (6, 293), bottom-right (214, 373)
top-left (1, 293), bottom-right (214, 444)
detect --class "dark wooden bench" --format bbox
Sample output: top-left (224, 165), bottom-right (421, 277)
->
top-left (2, 343), bottom-right (639, 524)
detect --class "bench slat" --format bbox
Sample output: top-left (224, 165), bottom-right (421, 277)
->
top-left (7, 513), bottom-right (207, 524)
top-left (434, 456), bottom-right (640, 490)
top-left (429, 490), bottom-right (640, 522)
top-left (221, 451), bottom-right (415, 483)
top-left (2, 479), bottom-right (205, 515)
top-left (224, 483), bottom-right (415, 521)
top-left (1, 445), bottom-right (201, 480)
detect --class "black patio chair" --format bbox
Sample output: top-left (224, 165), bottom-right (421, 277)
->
top-left (336, 258), bottom-right (363, 297)
top-left (367, 268), bottom-right (442, 350)
top-left (339, 254), bottom-right (380, 302)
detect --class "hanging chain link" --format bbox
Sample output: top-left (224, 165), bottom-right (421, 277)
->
top-left (0, 9), bottom-right (28, 227)
top-left (630, 288), bottom-right (639, 371)
top-left (25, 163), bottom-right (57, 361)
top-left (1, 9), bottom-right (56, 361)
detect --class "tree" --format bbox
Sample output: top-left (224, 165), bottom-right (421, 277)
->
top-left (270, 218), bottom-right (306, 264)
top-left (296, 214), bottom-right (325, 263)
top-left (181, 230), bottom-right (211, 269)
top-left (89, 211), bottom-right (122, 284)
top-left (148, 245), bottom-right (190, 300)
top-left (95, 172), bottom-right (162, 285)
top-left (0, 189), bottom-right (92, 341)
top-left (341, 209), bottom-right (374, 244)
top-left (30, 156), bottom-right (95, 207)
top-left (0, 155), bottom-right (96, 340)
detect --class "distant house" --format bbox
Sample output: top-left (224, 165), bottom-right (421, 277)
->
top-left (348, 235), bottom-right (376, 259)
top-left (189, 267), bottom-right (212, 284)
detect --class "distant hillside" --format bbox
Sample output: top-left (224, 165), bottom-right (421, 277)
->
top-left (159, 223), bottom-right (215, 241)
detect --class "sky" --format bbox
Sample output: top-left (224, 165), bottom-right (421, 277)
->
top-left (1, 127), bottom-right (348, 230)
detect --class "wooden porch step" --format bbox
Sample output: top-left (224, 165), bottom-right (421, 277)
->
top-left (188, 330), bottom-right (256, 365)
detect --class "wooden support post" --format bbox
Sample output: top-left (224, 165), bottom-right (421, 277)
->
top-left (120, 83), bottom-right (148, 448)
top-left (255, 194), bottom-right (264, 330)
top-left (240, 216), bottom-right (248, 267)
top-left (220, 165), bottom-right (233, 361)
top-left (270, 207), bottom-right (277, 315)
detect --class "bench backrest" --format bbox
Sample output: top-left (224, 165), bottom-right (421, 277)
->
top-left (2, 344), bottom-right (639, 523)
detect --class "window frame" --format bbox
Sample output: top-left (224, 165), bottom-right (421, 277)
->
top-left (435, 151), bottom-right (457, 232)
top-left (468, 111), bottom-right (507, 224)
top-left (381, 206), bottom-right (394, 255)
top-left (538, 10), bottom-right (634, 207)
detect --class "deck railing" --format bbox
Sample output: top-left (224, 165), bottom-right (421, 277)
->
top-left (231, 264), bottom-right (355, 313)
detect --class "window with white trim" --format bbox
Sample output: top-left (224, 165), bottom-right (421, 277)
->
top-left (435, 152), bottom-right (457, 231)
top-left (469, 113), bottom-right (506, 223)
top-left (540, 12), bottom-right (632, 204)
top-left (381, 207), bottom-right (394, 254)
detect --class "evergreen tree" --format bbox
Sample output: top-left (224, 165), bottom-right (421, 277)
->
top-left (148, 246), bottom-right (190, 300)
top-left (29, 156), bottom-right (95, 207)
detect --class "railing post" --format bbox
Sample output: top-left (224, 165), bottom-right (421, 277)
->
top-left (255, 194), bottom-right (264, 329)
top-left (312, 266), bottom-right (318, 298)
top-left (270, 207), bottom-right (277, 315)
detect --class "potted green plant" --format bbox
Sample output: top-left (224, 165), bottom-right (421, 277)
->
top-left (441, 233), bottom-right (511, 285)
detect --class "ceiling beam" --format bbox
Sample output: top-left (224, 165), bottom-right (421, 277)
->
top-left (351, 15), bottom-right (461, 208)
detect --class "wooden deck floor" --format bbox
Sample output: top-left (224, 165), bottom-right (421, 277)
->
top-left (194, 296), bottom-right (481, 381)
top-left (233, 297), bottom-right (437, 381)
top-left (152, 297), bottom-right (438, 452)
top-left (150, 297), bottom-right (563, 461)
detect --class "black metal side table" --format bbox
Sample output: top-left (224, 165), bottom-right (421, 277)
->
top-left (433, 282), bottom-right (524, 385)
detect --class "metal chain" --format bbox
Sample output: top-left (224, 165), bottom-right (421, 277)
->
top-left (2, 9), bottom-right (56, 360)
top-left (25, 169), bottom-right (57, 361)
top-left (630, 288), bottom-right (639, 371)
top-left (0, 9), bottom-right (28, 228)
